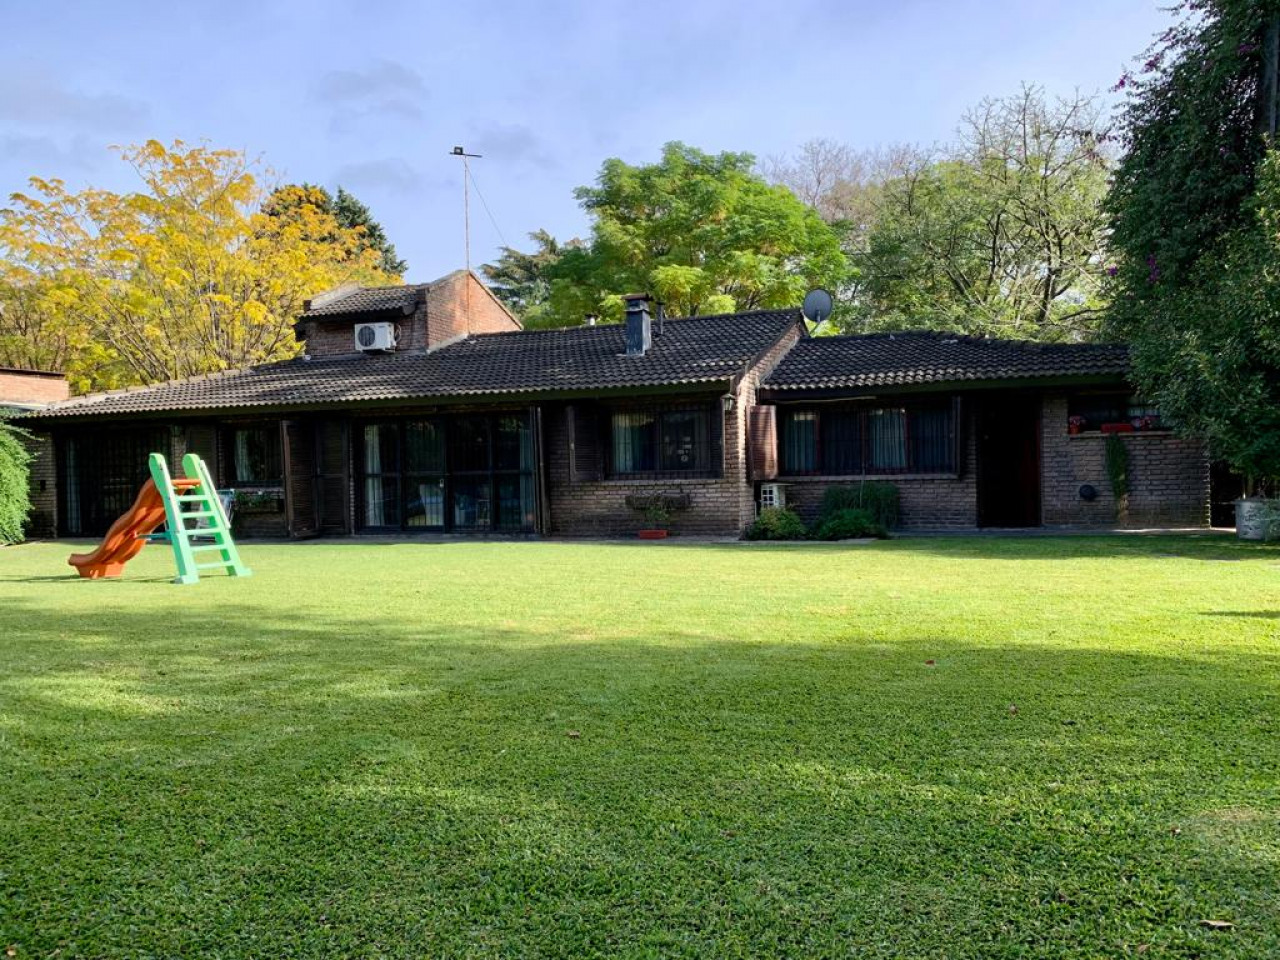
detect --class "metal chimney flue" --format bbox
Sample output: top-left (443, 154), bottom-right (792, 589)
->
top-left (623, 293), bottom-right (652, 357)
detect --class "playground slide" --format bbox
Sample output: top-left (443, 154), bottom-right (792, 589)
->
top-left (68, 479), bottom-right (169, 579)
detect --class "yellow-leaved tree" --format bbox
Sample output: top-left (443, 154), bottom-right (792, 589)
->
top-left (0, 141), bottom-right (398, 392)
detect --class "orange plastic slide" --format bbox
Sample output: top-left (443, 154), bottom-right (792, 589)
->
top-left (68, 476), bottom-right (199, 579)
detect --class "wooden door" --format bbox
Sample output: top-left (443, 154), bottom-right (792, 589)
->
top-left (977, 398), bottom-right (1041, 527)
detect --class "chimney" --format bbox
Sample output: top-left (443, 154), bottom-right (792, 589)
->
top-left (623, 293), bottom-right (652, 357)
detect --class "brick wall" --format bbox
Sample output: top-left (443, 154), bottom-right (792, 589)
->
top-left (543, 321), bottom-right (802, 538)
top-left (426, 271), bottom-right (521, 344)
top-left (778, 406), bottom-right (980, 529)
top-left (21, 430), bottom-right (57, 538)
top-left (1040, 393), bottom-right (1209, 527)
top-left (298, 273), bottom-right (520, 359)
top-left (0, 369), bottom-right (69, 407)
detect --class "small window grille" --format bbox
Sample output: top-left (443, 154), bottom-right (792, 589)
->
top-left (759, 483), bottom-right (786, 510)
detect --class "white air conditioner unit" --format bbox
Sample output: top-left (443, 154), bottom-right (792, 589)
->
top-left (354, 322), bottom-right (397, 353)
top-left (759, 482), bottom-right (786, 511)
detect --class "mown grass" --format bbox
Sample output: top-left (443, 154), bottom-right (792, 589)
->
top-left (1, 535), bottom-right (1278, 958)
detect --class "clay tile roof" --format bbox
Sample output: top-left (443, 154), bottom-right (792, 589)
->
top-left (762, 331), bottom-right (1130, 392)
top-left (27, 309), bottom-right (801, 420)
top-left (302, 284), bottom-right (426, 318)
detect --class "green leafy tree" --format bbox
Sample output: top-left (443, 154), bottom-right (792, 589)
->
top-left (538, 142), bottom-right (847, 326)
top-left (0, 419), bottom-right (33, 544)
top-left (333, 187), bottom-right (406, 276)
top-left (481, 229), bottom-right (580, 328)
top-left (849, 88), bottom-right (1110, 339)
top-left (264, 183), bottom-right (406, 278)
top-left (1106, 0), bottom-right (1280, 487)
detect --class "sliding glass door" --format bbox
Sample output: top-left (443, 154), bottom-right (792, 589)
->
top-left (356, 413), bottom-right (535, 533)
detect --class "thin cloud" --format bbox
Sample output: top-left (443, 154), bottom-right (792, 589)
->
top-left (468, 121), bottom-right (557, 171)
top-left (0, 72), bottom-right (147, 131)
top-left (1, 134), bottom-right (100, 173)
top-left (313, 60), bottom-right (429, 132)
top-left (334, 157), bottom-right (424, 194)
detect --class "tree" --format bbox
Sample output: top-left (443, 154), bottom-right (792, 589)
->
top-left (537, 142), bottom-right (847, 326)
top-left (263, 183), bottom-right (406, 277)
top-left (0, 141), bottom-right (395, 391)
top-left (481, 229), bottom-right (579, 328)
top-left (333, 187), bottom-right (406, 276)
top-left (855, 88), bottom-right (1110, 339)
top-left (0, 419), bottom-right (32, 544)
top-left (1106, 0), bottom-right (1280, 487)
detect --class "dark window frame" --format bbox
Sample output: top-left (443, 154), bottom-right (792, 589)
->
top-left (604, 402), bottom-right (721, 480)
top-left (1067, 391), bottom-right (1167, 433)
top-left (225, 422), bottom-right (284, 487)
top-left (354, 413), bottom-right (536, 534)
top-left (778, 399), bottom-right (958, 477)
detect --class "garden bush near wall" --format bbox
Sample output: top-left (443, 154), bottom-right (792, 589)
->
top-left (811, 508), bottom-right (887, 541)
top-left (0, 420), bottom-right (33, 545)
top-left (745, 507), bottom-right (808, 541)
top-left (819, 482), bottom-right (900, 530)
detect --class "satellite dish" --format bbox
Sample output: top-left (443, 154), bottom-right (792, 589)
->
top-left (802, 288), bottom-right (835, 327)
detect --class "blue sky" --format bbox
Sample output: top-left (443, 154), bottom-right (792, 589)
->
top-left (1, 0), bottom-right (1168, 281)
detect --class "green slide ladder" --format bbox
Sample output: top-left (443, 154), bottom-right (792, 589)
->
top-left (147, 452), bottom-right (252, 585)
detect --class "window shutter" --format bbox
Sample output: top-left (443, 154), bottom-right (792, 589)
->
top-left (184, 424), bottom-right (219, 483)
top-left (567, 403), bottom-right (602, 482)
top-left (748, 405), bottom-right (778, 480)
top-left (282, 420), bottom-right (318, 538)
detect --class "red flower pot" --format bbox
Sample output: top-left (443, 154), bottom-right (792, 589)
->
top-left (1100, 422), bottom-right (1135, 434)
top-left (638, 529), bottom-right (669, 540)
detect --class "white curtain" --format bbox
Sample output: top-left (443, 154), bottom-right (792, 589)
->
top-left (234, 430), bottom-right (253, 483)
top-left (363, 425), bottom-right (385, 526)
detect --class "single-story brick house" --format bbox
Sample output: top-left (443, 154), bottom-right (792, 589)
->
top-left (19, 270), bottom-right (1210, 538)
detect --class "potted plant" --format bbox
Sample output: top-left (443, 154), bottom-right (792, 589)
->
top-left (1101, 422), bottom-right (1135, 434)
top-left (638, 500), bottom-right (671, 540)
top-left (1067, 415), bottom-right (1087, 435)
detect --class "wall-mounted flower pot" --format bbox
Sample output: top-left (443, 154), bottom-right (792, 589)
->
top-left (638, 529), bottom-right (669, 540)
top-left (1068, 423), bottom-right (1082, 436)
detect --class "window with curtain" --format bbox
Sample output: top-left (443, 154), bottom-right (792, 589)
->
top-left (1068, 393), bottom-right (1166, 431)
top-left (230, 425), bottom-right (282, 485)
top-left (608, 405), bottom-right (715, 478)
top-left (779, 401), bottom-right (956, 476)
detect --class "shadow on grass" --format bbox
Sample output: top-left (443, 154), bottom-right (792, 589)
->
top-left (2, 595), bottom-right (1278, 957)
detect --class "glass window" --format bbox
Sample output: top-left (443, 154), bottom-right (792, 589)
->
top-left (1068, 393), bottom-right (1165, 431)
top-left (609, 406), bottom-right (714, 477)
top-left (820, 409), bottom-right (861, 475)
top-left (449, 417), bottom-right (490, 473)
top-left (231, 425), bottom-right (282, 486)
top-left (778, 401), bottom-right (955, 476)
top-left (362, 423), bottom-right (400, 527)
top-left (405, 478), bottom-right (444, 528)
top-left (405, 420), bottom-right (444, 474)
top-left (611, 411), bottom-right (657, 473)
top-left (868, 409), bottom-right (907, 471)
top-left (782, 410), bottom-right (819, 474)
top-left (494, 416), bottom-right (533, 471)
top-left (452, 478), bottom-right (491, 530)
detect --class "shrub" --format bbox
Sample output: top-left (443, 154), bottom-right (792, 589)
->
top-left (819, 482), bottom-right (900, 530)
top-left (811, 507), bottom-right (887, 541)
top-left (746, 507), bottom-right (807, 541)
top-left (0, 420), bottom-right (33, 545)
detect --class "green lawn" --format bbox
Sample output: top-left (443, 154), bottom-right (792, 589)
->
top-left (1, 536), bottom-right (1278, 958)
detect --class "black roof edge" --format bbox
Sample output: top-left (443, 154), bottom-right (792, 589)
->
top-left (757, 372), bottom-right (1132, 402)
top-left (21, 379), bottom-right (736, 427)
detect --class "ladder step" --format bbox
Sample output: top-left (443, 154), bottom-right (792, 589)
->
top-left (180, 510), bottom-right (217, 519)
top-left (195, 561), bottom-right (236, 570)
top-left (173, 495), bottom-right (210, 503)
top-left (189, 544), bottom-right (229, 553)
